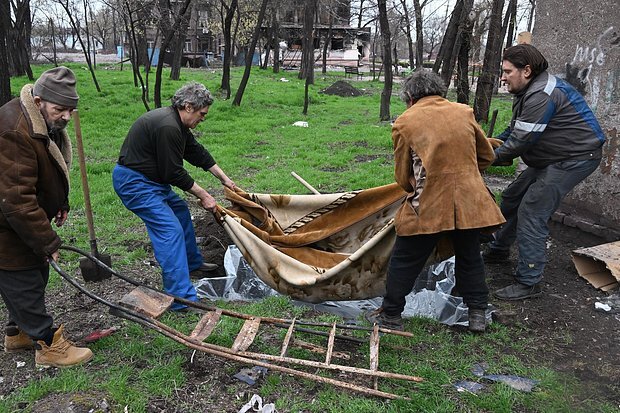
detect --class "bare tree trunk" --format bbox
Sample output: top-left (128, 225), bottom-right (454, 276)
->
top-left (298, 0), bottom-right (317, 81)
top-left (378, 0), bottom-right (392, 121)
top-left (7, 0), bottom-right (33, 80)
top-left (432, 0), bottom-right (462, 75)
top-left (261, 18), bottom-right (272, 70)
top-left (154, 0), bottom-right (192, 108)
top-left (474, 0), bottom-right (505, 122)
top-left (272, 12), bottom-right (280, 73)
top-left (232, 0), bottom-right (269, 106)
top-left (123, 0), bottom-right (150, 111)
top-left (0, 0), bottom-right (12, 105)
top-left (437, 0), bottom-right (473, 88)
top-left (456, 12), bottom-right (473, 104)
top-left (321, 7), bottom-right (333, 74)
top-left (413, 0), bottom-right (425, 69)
top-left (527, 0), bottom-right (535, 32)
top-left (83, 0), bottom-right (95, 70)
top-left (220, 0), bottom-right (238, 99)
top-left (506, 0), bottom-right (517, 47)
top-left (399, 0), bottom-right (415, 70)
top-left (49, 18), bottom-right (58, 66)
top-left (170, 27), bottom-right (187, 80)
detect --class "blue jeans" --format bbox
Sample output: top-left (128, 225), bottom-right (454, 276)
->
top-left (491, 158), bottom-right (600, 286)
top-left (112, 165), bottom-right (202, 309)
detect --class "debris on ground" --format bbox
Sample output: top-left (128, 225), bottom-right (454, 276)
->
top-left (292, 121), bottom-right (308, 127)
top-left (469, 362), bottom-right (539, 392)
top-left (453, 380), bottom-right (485, 394)
top-left (594, 293), bottom-right (620, 313)
top-left (233, 366), bottom-right (269, 385)
top-left (237, 394), bottom-right (275, 413)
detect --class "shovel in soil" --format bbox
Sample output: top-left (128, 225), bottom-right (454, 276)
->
top-left (73, 109), bottom-right (112, 281)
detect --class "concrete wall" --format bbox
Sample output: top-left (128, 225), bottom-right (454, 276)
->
top-left (533, 1), bottom-right (620, 237)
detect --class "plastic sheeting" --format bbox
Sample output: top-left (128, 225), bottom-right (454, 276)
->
top-left (195, 246), bottom-right (492, 327)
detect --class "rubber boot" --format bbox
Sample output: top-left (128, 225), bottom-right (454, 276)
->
top-left (4, 327), bottom-right (34, 352)
top-left (35, 325), bottom-right (93, 368)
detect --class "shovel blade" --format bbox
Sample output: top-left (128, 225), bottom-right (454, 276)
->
top-left (79, 254), bottom-right (112, 282)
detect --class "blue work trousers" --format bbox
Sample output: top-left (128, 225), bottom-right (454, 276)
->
top-left (112, 165), bottom-right (202, 308)
top-left (491, 158), bottom-right (600, 286)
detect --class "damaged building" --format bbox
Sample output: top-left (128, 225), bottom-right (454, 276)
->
top-left (261, 1), bottom-right (371, 68)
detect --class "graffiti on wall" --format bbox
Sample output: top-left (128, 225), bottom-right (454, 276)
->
top-left (564, 26), bottom-right (620, 110)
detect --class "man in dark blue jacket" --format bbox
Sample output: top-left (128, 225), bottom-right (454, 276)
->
top-left (113, 82), bottom-right (236, 310)
top-left (485, 44), bottom-right (605, 300)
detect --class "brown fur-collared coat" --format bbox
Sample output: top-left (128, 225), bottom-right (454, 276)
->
top-left (0, 85), bottom-right (72, 270)
top-left (392, 95), bottom-right (505, 236)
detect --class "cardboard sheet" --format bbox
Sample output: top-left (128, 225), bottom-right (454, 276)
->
top-left (572, 241), bottom-right (620, 291)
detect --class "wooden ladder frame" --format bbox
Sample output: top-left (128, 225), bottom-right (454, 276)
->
top-left (52, 246), bottom-right (423, 400)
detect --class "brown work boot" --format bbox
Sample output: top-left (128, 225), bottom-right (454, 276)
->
top-left (4, 326), bottom-right (34, 353)
top-left (35, 325), bottom-right (93, 368)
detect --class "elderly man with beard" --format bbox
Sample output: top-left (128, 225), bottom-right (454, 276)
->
top-left (0, 67), bottom-right (93, 367)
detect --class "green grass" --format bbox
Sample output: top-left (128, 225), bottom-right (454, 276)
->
top-left (1, 66), bottom-right (615, 412)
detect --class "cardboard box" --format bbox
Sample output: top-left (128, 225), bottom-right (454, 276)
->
top-left (572, 241), bottom-right (620, 291)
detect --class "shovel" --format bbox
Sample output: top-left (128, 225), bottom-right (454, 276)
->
top-left (73, 109), bottom-right (112, 281)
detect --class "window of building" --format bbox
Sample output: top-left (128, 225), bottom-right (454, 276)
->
top-left (331, 38), bottom-right (344, 50)
top-left (185, 40), bottom-right (192, 52)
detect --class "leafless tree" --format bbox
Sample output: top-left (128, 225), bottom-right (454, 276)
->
top-left (321, 0), bottom-right (334, 74)
top-left (232, 0), bottom-right (269, 106)
top-left (378, 0), bottom-right (392, 121)
top-left (218, 0), bottom-right (238, 99)
top-left (121, 0), bottom-right (151, 110)
top-left (55, 0), bottom-right (101, 91)
top-left (473, 0), bottom-right (504, 122)
top-left (153, 0), bottom-right (192, 107)
top-left (298, 0), bottom-right (317, 81)
top-left (6, 0), bottom-right (33, 79)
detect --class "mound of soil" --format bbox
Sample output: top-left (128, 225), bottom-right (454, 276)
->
top-left (320, 80), bottom-right (363, 97)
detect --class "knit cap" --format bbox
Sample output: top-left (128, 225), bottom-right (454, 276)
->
top-left (33, 66), bottom-right (79, 107)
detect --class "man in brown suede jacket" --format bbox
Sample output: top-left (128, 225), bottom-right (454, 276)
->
top-left (367, 71), bottom-right (505, 333)
top-left (0, 67), bottom-right (93, 367)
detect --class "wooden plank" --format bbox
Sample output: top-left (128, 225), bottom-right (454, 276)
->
top-left (280, 318), bottom-right (296, 357)
top-left (325, 322), bottom-right (337, 365)
top-left (231, 318), bottom-right (261, 352)
top-left (190, 309), bottom-right (222, 342)
top-left (118, 286), bottom-right (173, 318)
top-left (370, 323), bottom-right (380, 390)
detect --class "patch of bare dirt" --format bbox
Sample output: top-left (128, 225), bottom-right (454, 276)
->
top-left (487, 221), bottom-right (620, 404)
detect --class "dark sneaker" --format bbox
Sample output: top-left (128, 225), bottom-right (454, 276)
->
top-left (189, 262), bottom-right (219, 279)
top-left (482, 247), bottom-right (510, 264)
top-left (468, 309), bottom-right (486, 333)
top-left (364, 308), bottom-right (404, 331)
top-left (494, 282), bottom-right (542, 301)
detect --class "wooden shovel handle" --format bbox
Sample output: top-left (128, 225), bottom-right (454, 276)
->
top-left (72, 109), bottom-right (99, 255)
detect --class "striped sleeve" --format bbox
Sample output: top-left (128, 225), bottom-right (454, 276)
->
top-left (494, 84), bottom-right (557, 164)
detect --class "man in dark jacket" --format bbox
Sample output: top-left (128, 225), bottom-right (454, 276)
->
top-left (0, 67), bottom-right (93, 367)
top-left (485, 45), bottom-right (606, 300)
top-left (112, 82), bottom-right (236, 311)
